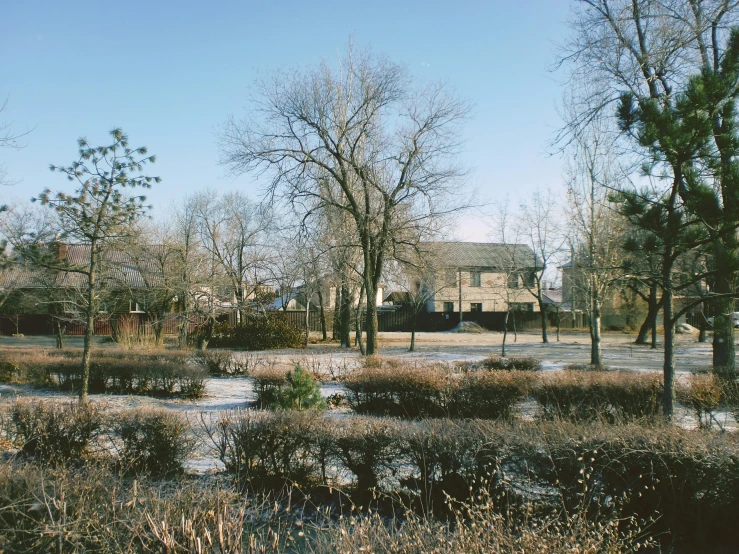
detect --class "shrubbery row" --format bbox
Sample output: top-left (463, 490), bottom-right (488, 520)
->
top-left (343, 364), bottom-right (663, 420)
top-left (1, 351), bottom-right (206, 397)
top-left (7, 400), bottom-right (193, 476)
top-left (0, 461), bottom-right (647, 553)
top-left (215, 409), bottom-right (739, 548)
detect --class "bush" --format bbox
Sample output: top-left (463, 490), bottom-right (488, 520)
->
top-left (208, 315), bottom-right (304, 350)
top-left (193, 349), bottom-right (236, 375)
top-left (10, 400), bottom-right (103, 464)
top-left (481, 355), bottom-right (541, 371)
top-left (532, 370), bottom-right (662, 422)
top-left (214, 409), bottom-right (322, 487)
top-left (113, 408), bottom-right (194, 476)
top-left (450, 370), bottom-right (532, 420)
top-left (253, 365), bottom-right (326, 411)
top-left (343, 363), bottom-right (449, 418)
top-left (49, 355), bottom-right (206, 398)
top-left (330, 417), bottom-right (400, 494)
top-left (677, 373), bottom-right (723, 429)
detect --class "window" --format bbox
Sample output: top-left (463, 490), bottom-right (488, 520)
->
top-left (443, 301), bottom-right (455, 313)
top-left (129, 300), bottom-right (145, 313)
top-left (470, 303), bottom-right (482, 312)
top-left (509, 302), bottom-right (534, 312)
top-left (445, 268), bottom-right (457, 286)
top-left (507, 273), bottom-right (520, 288)
top-left (470, 271), bottom-right (481, 287)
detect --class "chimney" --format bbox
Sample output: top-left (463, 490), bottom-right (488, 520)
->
top-left (53, 240), bottom-right (67, 261)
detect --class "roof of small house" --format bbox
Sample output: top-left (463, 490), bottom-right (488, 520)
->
top-left (418, 242), bottom-right (538, 270)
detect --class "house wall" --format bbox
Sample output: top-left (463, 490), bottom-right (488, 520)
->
top-left (427, 270), bottom-right (539, 313)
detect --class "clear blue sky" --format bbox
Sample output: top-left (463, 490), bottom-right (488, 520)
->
top-left (2, 0), bottom-right (571, 239)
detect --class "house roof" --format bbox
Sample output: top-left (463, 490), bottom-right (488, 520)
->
top-left (418, 242), bottom-right (538, 270)
top-left (0, 243), bottom-right (170, 290)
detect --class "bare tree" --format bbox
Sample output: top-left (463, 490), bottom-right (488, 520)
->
top-left (221, 45), bottom-right (469, 355)
top-left (191, 190), bottom-right (272, 324)
top-left (565, 113), bottom-right (626, 366)
top-left (515, 190), bottom-right (567, 344)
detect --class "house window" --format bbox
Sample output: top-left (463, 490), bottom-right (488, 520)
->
top-left (509, 302), bottom-right (533, 312)
top-left (507, 273), bottom-right (520, 288)
top-left (443, 301), bottom-right (455, 313)
top-left (129, 300), bottom-right (145, 313)
top-left (445, 268), bottom-right (457, 286)
top-left (470, 303), bottom-right (482, 312)
top-left (470, 271), bottom-right (481, 287)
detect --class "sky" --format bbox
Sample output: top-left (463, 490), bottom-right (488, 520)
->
top-left (1, 0), bottom-right (572, 240)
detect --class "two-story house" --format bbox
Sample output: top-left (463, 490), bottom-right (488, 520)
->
top-left (418, 241), bottom-right (540, 315)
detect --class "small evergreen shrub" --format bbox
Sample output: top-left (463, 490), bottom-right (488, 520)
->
top-left (11, 400), bottom-right (102, 464)
top-left (208, 315), bottom-right (304, 350)
top-left (113, 408), bottom-right (194, 476)
top-left (253, 365), bottom-right (326, 411)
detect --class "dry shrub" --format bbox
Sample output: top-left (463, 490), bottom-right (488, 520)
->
top-left (482, 355), bottom-right (541, 371)
top-left (113, 408), bottom-right (195, 477)
top-left (398, 419), bottom-right (487, 505)
top-left (10, 399), bottom-right (103, 464)
top-left (450, 370), bottom-right (533, 420)
top-left (0, 462), bottom-right (293, 553)
top-left (532, 371), bottom-right (662, 422)
top-left (252, 366), bottom-right (288, 408)
top-left (331, 417), bottom-right (400, 494)
top-left (677, 373), bottom-right (723, 428)
top-left (193, 349), bottom-right (241, 376)
top-left (343, 363), bottom-right (449, 417)
top-left (311, 492), bottom-right (650, 554)
top-left (49, 354), bottom-right (206, 398)
top-left (213, 409), bottom-right (322, 488)
top-left (564, 363), bottom-right (611, 372)
top-left (0, 460), bottom-right (653, 554)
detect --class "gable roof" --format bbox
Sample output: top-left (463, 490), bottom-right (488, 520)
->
top-left (418, 242), bottom-right (538, 270)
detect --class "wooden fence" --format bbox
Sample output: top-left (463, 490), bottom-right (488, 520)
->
top-left (1, 309), bottom-right (566, 337)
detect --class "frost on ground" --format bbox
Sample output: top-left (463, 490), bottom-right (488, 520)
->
top-left (1, 329), bottom-right (737, 473)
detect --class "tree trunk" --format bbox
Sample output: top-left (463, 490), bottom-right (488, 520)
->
top-left (458, 269), bottom-right (463, 323)
top-left (712, 240), bottom-right (736, 374)
top-left (55, 320), bottom-right (65, 349)
top-left (502, 310), bottom-right (509, 357)
top-left (590, 289), bottom-right (602, 367)
top-left (555, 307), bottom-right (560, 342)
top-left (317, 289), bottom-right (327, 341)
top-left (698, 308), bottom-right (707, 343)
top-left (662, 284), bottom-right (675, 418)
top-left (332, 286), bottom-right (341, 340)
top-left (635, 285), bottom-right (660, 346)
top-left (340, 282), bottom-right (352, 348)
top-left (364, 282), bottom-right (378, 356)
top-left (304, 298), bottom-right (310, 348)
top-left (410, 312), bottom-right (417, 352)
top-left (355, 285), bottom-right (365, 355)
top-left (80, 281), bottom-right (95, 404)
top-left (539, 303), bottom-right (549, 344)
